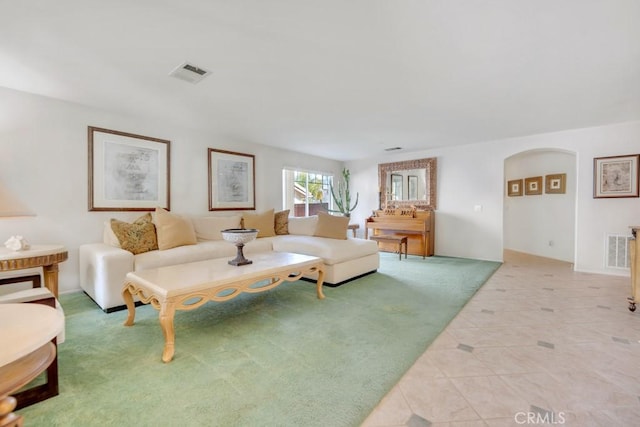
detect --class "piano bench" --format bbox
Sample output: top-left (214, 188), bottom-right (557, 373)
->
top-left (370, 234), bottom-right (408, 260)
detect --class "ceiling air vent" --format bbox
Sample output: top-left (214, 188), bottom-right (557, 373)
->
top-left (384, 147), bottom-right (403, 152)
top-left (169, 62), bottom-right (211, 84)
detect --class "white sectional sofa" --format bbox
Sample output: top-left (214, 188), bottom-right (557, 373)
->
top-left (79, 212), bottom-right (379, 312)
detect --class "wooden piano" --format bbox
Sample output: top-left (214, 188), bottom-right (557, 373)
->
top-left (365, 209), bottom-right (435, 258)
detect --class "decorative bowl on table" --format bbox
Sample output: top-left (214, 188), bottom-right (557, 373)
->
top-left (221, 228), bottom-right (259, 266)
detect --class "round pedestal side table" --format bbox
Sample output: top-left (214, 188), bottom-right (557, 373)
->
top-left (0, 303), bottom-right (63, 427)
top-left (0, 245), bottom-right (68, 298)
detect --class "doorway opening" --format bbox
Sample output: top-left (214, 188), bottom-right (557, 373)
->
top-left (503, 149), bottom-right (577, 263)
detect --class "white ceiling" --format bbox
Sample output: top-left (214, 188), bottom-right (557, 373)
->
top-left (1, 0), bottom-right (639, 161)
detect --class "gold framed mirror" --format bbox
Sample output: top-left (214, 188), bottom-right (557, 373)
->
top-left (378, 157), bottom-right (437, 210)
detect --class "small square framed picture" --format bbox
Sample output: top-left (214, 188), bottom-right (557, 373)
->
top-left (507, 179), bottom-right (523, 197)
top-left (545, 173), bottom-right (566, 194)
top-left (524, 176), bottom-right (543, 195)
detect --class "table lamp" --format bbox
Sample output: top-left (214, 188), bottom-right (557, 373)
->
top-left (0, 183), bottom-right (36, 251)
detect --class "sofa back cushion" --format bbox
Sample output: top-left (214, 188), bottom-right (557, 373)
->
top-left (192, 215), bottom-right (242, 241)
top-left (287, 215), bottom-right (318, 236)
top-left (155, 207), bottom-right (197, 250)
top-left (313, 212), bottom-right (349, 240)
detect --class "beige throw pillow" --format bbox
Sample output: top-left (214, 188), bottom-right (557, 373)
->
top-left (155, 207), bottom-right (197, 250)
top-left (110, 213), bottom-right (158, 254)
top-left (274, 209), bottom-right (290, 235)
top-left (313, 211), bottom-right (349, 240)
top-left (242, 209), bottom-right (276, 238)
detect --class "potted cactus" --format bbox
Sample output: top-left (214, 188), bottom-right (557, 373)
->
top-left (328, 168), bottom-right (359, 217)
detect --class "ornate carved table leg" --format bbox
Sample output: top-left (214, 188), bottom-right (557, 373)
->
top-left (121, 283), bottom-right (137, 327)
top-left (315, 266), bottom-right (325, 300)
top-left (159, 301), bottom-right (177, 363)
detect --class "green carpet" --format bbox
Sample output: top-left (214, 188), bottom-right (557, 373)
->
top-left (20, 253), bottom-right (500, 426)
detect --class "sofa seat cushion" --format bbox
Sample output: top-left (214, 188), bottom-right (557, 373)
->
top-left (242, 237), bottom-right (276, 255)
top-left (134, 241), bottom-right (236, 271)
top-left (134, 238), bottom-right (276, 272)
top-left (271, 235), bottom-right (378, 265)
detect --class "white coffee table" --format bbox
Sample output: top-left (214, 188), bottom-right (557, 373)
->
top-left (122, 252), bottom-right (325, 362)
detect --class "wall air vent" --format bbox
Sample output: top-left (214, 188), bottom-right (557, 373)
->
top-left (169, 62), bottom-right (211, 84)
top-left (606, 233), bottom-right (632, 269)
top-left (384, 147), bottom-right (402, 152)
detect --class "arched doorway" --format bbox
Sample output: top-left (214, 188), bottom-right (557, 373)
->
top-left (503, 149), bottom-right (577, 263)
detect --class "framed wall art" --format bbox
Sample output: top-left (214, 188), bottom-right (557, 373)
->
top-left (524, 176), bottom-right (543, 195)
top-left (208, 148), bottom-right (255, 211)
top-left (545, 173), bottom-right (566, 194)
top-left (593, 154), bottom-right (639, 198)
top-left (507, 179), bottom-right (523, 197)
top-left (88, 126), bottom-right (170, 211)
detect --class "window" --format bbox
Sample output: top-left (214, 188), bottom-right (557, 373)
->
top-left (282, 169), bottom-right (333, 217)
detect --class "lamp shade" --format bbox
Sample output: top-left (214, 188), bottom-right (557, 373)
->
top-left (0, 183), bottom-right (35, 217)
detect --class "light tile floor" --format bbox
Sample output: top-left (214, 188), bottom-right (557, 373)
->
top-left (362, 250), bottom-right (640, 426)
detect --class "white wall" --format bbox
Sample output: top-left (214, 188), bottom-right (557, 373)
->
top-left (3, 86), bottom-right (638, 290)
top-left (347, 120), bottom-right (640, 276)
top-left (504, 150), bottom-right (576, 262)
top-left (0, 87), bottom-right (343, 293)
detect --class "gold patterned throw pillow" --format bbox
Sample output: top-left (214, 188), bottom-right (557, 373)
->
top-left (274, 209), bottom-right (290, 235)
top-left (110, 213), bottom-right (158, 254)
